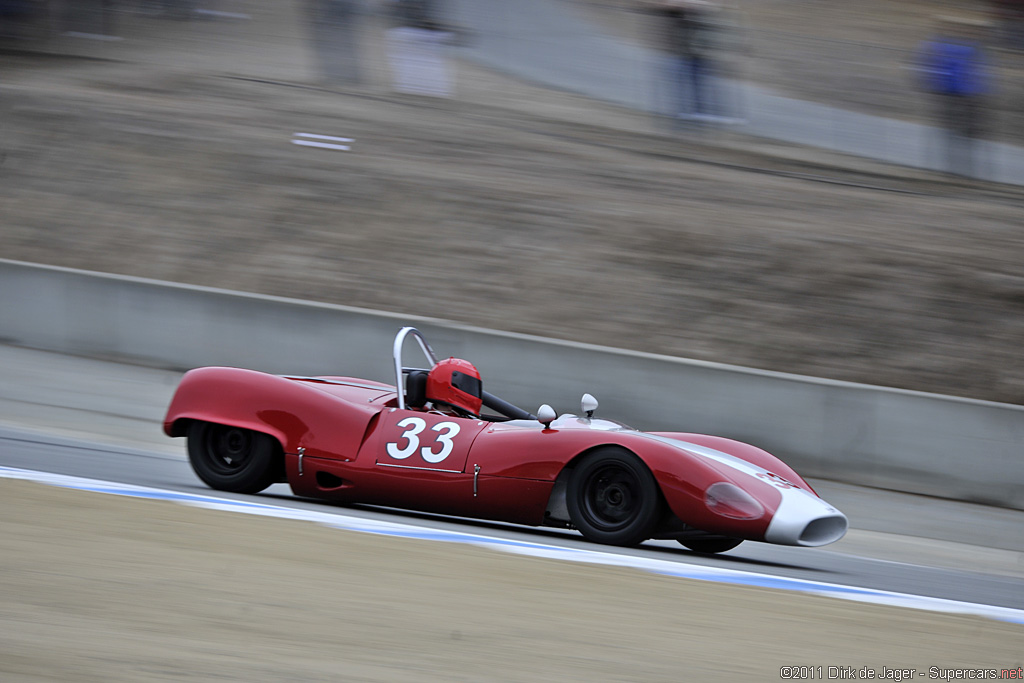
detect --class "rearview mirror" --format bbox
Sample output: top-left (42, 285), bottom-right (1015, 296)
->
top-left (537, 404), bottom-right (556, 428)
top-left (581, 393), bottom-right (598, 417)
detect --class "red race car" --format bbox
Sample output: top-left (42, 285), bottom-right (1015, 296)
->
top-left (164, 327), bottom-right (847, 553)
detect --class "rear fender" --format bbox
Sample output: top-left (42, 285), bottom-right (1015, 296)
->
top-left (164, 367), bottom-right (378, 461)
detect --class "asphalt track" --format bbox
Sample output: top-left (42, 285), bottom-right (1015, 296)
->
top-left (1, 344), bottom-right (1022, 617)
top-left (3, 425), bottom-right (1023, 614)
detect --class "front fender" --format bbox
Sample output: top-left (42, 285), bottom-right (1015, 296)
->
top-left (650, 432), bottom-right (815, 493)
top-left (619, 434), bottom-right (779, 540)
top-left (640, 433), bottom-right (846, 545)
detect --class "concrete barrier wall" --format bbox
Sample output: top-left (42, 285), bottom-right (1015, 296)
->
top-left (2, 258), bottom-right (1022, 509)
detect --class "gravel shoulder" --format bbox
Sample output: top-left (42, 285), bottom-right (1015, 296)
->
top-left (3, 478), bottom-right (1022, 682)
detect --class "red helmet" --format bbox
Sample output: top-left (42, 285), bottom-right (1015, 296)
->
top-left (426, 358), bottom-right (482, 416)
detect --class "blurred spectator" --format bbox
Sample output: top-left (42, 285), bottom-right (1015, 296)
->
top-left (2, 0), bottom-right (65, 40)
top-left (307, 0), bottom-right (364, 85)
top-left (641, 0), bottom-right (726, 126)
top-left (159, 0), bottom-right (197, 20)
top-left (991, 0), bottom-right (1024, 51)
top-left (916, 17), bottom-right (992, 177)
top-left (0, 0), bottom-right (33, 39)
top-left (385, 0), bottom-right (455, 97)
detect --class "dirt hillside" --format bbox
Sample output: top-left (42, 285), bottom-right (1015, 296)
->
top-left (1, 1), bottom-right (1023, 404)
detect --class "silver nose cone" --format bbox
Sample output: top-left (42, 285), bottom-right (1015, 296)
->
top-left (765, 488), bottom-right (848, 546)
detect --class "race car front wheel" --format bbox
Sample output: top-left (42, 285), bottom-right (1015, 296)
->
top-left (567, 447), bottom-right (663, 546)
top-left (187, 421), bottom-right (280, 494)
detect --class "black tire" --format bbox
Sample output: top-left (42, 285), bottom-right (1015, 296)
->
top-left (566, 447), bottom-right (663, 546)
top-left (187, 421), bottom-right (280, 494)
top-left (679, 538), bottom-right (743, 554)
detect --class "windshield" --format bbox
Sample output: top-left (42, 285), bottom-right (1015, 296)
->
top-left (552, 415), bottom-right (635, 431)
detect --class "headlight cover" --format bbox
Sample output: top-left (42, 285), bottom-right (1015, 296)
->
top-left (705, 482), bottom-right (765, 520)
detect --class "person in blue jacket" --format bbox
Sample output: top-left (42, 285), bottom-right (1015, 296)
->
top-left (917, 17), bottom-right (992, 177)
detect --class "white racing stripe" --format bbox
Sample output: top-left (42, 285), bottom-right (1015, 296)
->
top-left (3, 465), bottom-right (1022, 625)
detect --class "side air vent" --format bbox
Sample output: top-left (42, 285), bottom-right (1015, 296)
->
top-left (316, 471), bottom-right (348, 490)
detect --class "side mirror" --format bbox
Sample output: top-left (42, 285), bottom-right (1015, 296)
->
top-left (581, 393), bottom-right (598, 418)
top-left (537, 404), bottom-right (556, 429)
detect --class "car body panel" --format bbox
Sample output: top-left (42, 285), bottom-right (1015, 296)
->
top-left (164, 367), bottom-right (384, 462)
top-left (164, 328), bottom-right (848, 548)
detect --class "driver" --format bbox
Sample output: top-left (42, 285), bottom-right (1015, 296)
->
top-left (425, 358), bottom-right (483, 417)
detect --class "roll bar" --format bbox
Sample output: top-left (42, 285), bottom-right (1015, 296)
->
top-left (393, 327), bottom-right (439, 411)
top-left (392, 326), bottom-right (535, 420)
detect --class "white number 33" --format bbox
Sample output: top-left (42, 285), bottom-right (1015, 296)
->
top-left (386, 417), bottom-right (461, 464)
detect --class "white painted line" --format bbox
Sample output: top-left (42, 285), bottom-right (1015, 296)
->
top-left (3, 465), bottom-right (1023, 625)
top-left (62, 32), bottom-right (124, 42)
top-left (294, 133), bottom-right (354, 143)
top-left (291, 133), bottom-right (353, 152)
top-left (292, 140), bottom-right (351, 152)
top-left (193, 9), bottom-right (252, 19)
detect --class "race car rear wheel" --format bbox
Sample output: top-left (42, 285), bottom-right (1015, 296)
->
top-left (187, 421), bottom-right (280, 494)
top-left (567, 447), bottom-right (662, 546)
top-left (679, 538), bottom-right (743, 554)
